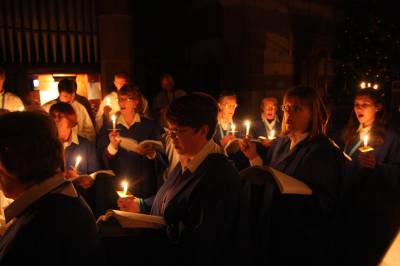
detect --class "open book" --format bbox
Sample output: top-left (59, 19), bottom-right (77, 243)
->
top-left (69, 169), bottom-right (115, 182)
top-left (265, 166), bottom-right (312, 195)
top-left (97, 209), bottom-right (166, 229)
top-left (119, 137), bottom-right (163, 153)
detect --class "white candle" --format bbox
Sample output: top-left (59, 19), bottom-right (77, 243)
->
top-left (105, 97), bottom-right (111, 106)
top-left (231, 124), bottom-right (236, 137)
top-left (360, 82), bottom-right (366, 89)
top-left (244, 120), bottom-right (251, 137)
top-left (111, 115), bottom-right (116, 130)
top-left (363, 134), bottom-right (369, 147)
top-left (74, 155), bottom-right (82, 170)
top-left (122, 180), bottom-right (128, 196)
top-left (268, 129), bottom-right (276, 140)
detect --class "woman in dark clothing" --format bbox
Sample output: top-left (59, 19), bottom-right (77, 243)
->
top-left (241, 86), bottom-right (346, 265)
top-left (335, 88), bottom-right (400, 266)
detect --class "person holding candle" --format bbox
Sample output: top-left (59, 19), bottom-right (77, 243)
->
top-left (240, 86), bottom-right (346, 265)
top-left (252, 96), bottom-right (281, 145)
top-left (334, 88), bottom-right (400, 265)
top-left (95, 72), bottom-right (151, 131)
top-left (117, 92), bottom-right (248, 265)
top-left (0, 111), bottom-right (102, 265)
top-left (97, 84), bottom-right (165, 202)
top-left (49, 102), bottom-right (100, 189)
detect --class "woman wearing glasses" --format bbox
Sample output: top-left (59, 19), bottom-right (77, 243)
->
top-left (97, 84), bottom-right (165, 209)
top-left (335, 88), bottom-right (400, 265)
top-left (241, 86), bottom-right (346, 265)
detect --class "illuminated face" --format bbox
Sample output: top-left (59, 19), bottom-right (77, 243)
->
top-left (118, 95), bottom-right (139, 115)
top-left (262, 98), bottom-right (278, 120)
top-left (282, 97), bottom-right (312, 134)
top-left (54, 117), bottom-right (71, 143)
top-left (167, 122), bottom-right (206, 157)
top-left (59, 92), bottom-right (75, 104)
top-left (218, 96), bottom-right (237, 119)
top-left (354, 95), bottom-right (381, 127)
top-left (114, 76), bottom-right (128, 91)
top-left (161, 77), bottom-right (173, 91)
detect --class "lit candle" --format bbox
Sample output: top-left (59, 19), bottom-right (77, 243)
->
top-left (105, 97), bottom-right (111, 106)
top-left (231, 124), bottom-right (236, 137)
top-left (373, 84), bottom-right (378, 90)
top-left (74, 155), bottom-right (82, 170)
top-left (244, 120), bottom-right (251, 138)
top-left (268, 129), bottom-right (276, 140)
top-left (18, 106), bottom-right (24, 111)
top-left (117, 180), bottom-right (133, 198)
top-left (359, 134), bottom-right (374, 152)
top-left (111, 114), bottom-right (116, 131)
top-left (360, 82), bottom-right (366, 89)
top-left (367, 82), bottom-right (371, 88)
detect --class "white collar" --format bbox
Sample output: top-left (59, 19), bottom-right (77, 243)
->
top-left (117, 112), bottom-right (141, 129)
top-left (63, 127), bottom-right (79, 149)
top-left (183, 140), bottom-right (221, 173)
top-left (261, 116), bottom-right (277, 131)
top-left (289, 132), bottom-right (309, 150)
top-left (4, 174), bottom-right (77, 223)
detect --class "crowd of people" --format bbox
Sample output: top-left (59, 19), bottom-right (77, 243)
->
top-left (0, 65), bottom-right (399, 265)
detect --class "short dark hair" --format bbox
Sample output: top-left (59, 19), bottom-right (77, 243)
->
top-left (58, 79), bottom-right (76, 94)
top-left (114, 72), bottom-right (131, 82)
top-left (118, 84), bottom-right (144, 114)
top-left (166, 92), bottom-right (218, 140)
top-left (218, 91), bottom-right (237, 103)
top-left (49, 102), bottom-right (78, 128)
top-left (0, 111), bottom-right (63, 184)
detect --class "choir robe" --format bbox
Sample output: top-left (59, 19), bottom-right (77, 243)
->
top-left (64, 135), bottom-right (100, 175)
top-left (147, 152), bottom-right (250, 266)
top-left (97, 115), bottom-right (166, 199)
top-left (254, 135), bottom-right (346, 265)
top-left (251, 118), bottom-right (281, 139)
top-left (335, 128), bottom-right (400, 265)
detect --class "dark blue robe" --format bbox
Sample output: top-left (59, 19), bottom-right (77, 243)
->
top-left (335, 128), bottom-right (400, 265)
top-left (64, 135), bottom-right (99, 174)
top-left (251, 118), bottom-right (281, 139)
top-left (147, 153), bottom-right (249, 265)
top-left (97, 116), bottom-right (165, 199)
top-left (253, 135), bottom-right (346, 265)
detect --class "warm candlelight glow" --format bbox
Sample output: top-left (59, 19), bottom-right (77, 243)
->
top-left (122, 180), bottom-right (128, 195)
top-left (373, 84), bottom-right (379, 90)
top-left (18, 106), bottom-right (24, 111)
top-left (244, 120), bottom-right (251, 137)
top-left (231, 124), bottom-right (236, 137)
top-left (363, 135), bottom-right (368, 147)
top-left (367, 82), bottom-right (371, 88)
top-left (268, 129), bottom-right (276, 140)
top-left (111, 115), bottom-right (116, 130)
top-left (74, 155), bottom-right (82, 170)
top-left (360, 82), bottom-right (366, 89)
top-left (105, 97), bottom-right (111, 106)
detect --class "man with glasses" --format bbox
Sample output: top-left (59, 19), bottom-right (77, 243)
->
top-left (117, 92), bottom-right (248, 265)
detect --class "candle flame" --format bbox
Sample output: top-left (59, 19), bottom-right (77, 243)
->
top-left (74, 155), bottom-right (82, 169)
top-left (122, 180), bottom-right (128, 195)
top-left (244, 120), bottom-right (251, 137)
top-left (111, 115), bottom-right (116, 130)
top-left (360, 82), bottom-right (366, 89)
top-left (363, 135), bottom-right (369, 147)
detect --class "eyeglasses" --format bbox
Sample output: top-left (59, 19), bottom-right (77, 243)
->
top-left (118, 97), bottom-right (133, 103)
top-left (223, 104), bottom-right (238, 109)
top-left (281, 104), bottom-right (303, 113)
top-left (166, 127), bottom-right (191, 137)
top-left (354, 103), bottom-right (373, 109)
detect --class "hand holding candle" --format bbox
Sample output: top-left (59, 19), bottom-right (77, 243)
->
top-left (359, 134), bottom-right (374, 153)
top-left (117, 180), bottom-right (133, 198)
